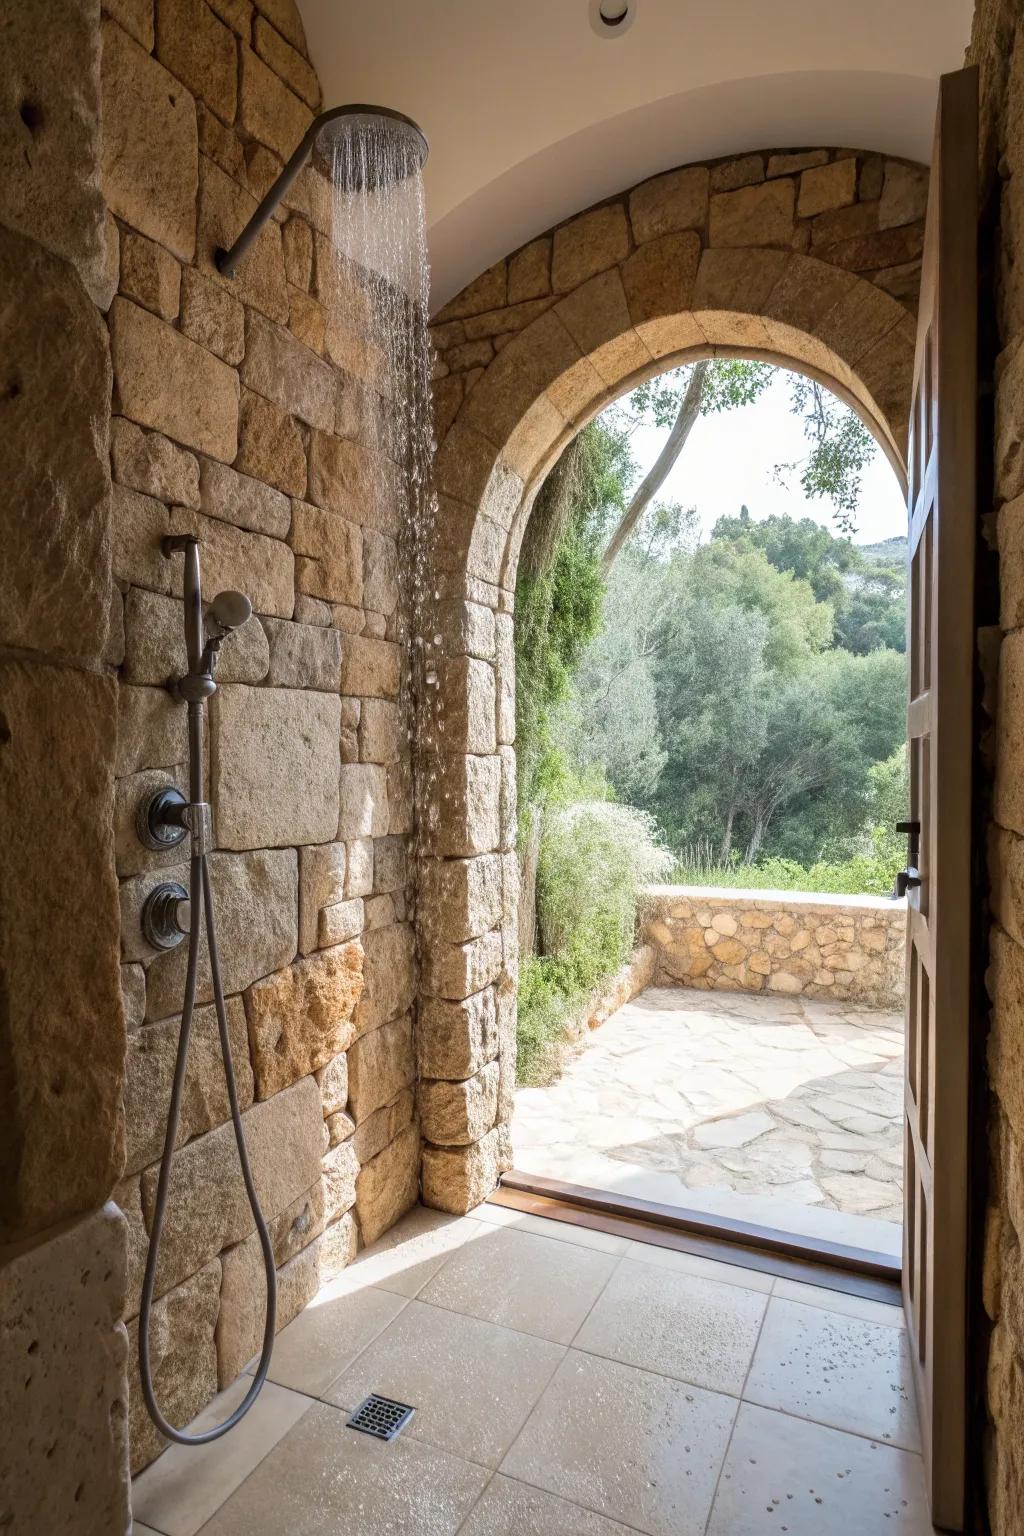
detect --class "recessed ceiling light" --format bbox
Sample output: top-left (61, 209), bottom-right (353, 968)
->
top-left (590, 0), bottom-right (636, 38)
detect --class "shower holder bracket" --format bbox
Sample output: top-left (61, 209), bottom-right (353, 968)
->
top-left (181, 801), bottom-right (213, 858)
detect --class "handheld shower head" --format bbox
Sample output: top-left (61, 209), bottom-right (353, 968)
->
top-left (209, 590), bottom-right (253, 633)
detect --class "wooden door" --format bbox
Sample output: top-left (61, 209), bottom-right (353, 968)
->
top-left (903, 65), bottom-right (977, 1534)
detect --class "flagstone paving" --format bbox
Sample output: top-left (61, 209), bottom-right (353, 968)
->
top-left (513, 985), bottom-right (904, 1234)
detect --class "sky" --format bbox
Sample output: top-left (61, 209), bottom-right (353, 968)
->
top-left (615, 365), bottom-right (907, 548)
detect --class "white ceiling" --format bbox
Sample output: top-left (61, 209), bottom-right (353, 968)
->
top-left (300, 0), bottom-right (974, 311)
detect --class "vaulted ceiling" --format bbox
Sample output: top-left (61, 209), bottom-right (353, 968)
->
top-left (300, 0), bottom-right (974, 310)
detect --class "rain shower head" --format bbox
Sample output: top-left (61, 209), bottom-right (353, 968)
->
top-left (215, 103), bottom-right (428, 278)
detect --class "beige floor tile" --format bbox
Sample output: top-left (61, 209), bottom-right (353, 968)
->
top-left (466, 1202), bottom-right (631, 1255)
top-left (773, 1276), bottom-right (906, 1328)
top-left (266, 1283), bottom-right (408, 1396)
top-left (459, 1474), bottom-right (636, 1534)
top-left (574, 1259), bottom-right (767, 1395)
top-left (198, 1401), bottom-right (488, 1535)
top-left (745, 1298), bottom-right (920, 1449)
top-left (132, 1526), bottom-right (165, 1535)
top-left (707, 1403), bottom-right (935, 1534)
top-left (501, 1350), bottom-right (737, 1536)
top-left (624, 1238), bottom-right (775, 1293)
top-left (418, 1225), bottom-right (618, 1344)
top-left (131, 1378), bottom-right (312, 1536)
top-left (336, 1205), bottom-right (483, 1299)
top-left (322, 1299), bottom-right (565, 1467)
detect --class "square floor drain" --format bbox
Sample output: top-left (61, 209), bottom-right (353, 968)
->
top-left (346, 1394), bottom-right (415, 1442)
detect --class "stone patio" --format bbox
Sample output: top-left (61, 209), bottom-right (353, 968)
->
top-left (513, 986), bottom-right (904, 1255)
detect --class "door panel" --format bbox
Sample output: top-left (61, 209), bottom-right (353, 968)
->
top-left (903, 65), bottom-right (978, 1534)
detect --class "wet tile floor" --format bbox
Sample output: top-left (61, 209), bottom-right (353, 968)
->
top-left (513, 986), bottom-right (904, 1254)
top-left (132, 1201), bottom-right (935, 1535)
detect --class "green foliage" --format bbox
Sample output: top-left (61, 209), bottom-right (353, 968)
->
top-left (776, 378), bottom-right (876, 529)
top-left (517, 803), bottom-right (673, 1084)
top-left (670, 847), bottom-right (904, 897)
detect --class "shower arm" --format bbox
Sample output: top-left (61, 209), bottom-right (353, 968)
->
top-left (214, 103), bottom-right (428, 280)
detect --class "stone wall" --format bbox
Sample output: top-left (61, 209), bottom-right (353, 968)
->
top-left (423, 146), bottom-right (927, 1222)
top-left (93, 0), bottom-right (417, 1475)
top-left (644, 887), bottom-right (906, 1008)
top-left (969, 4), bottom-right (1024, 1530)
top-left (0, 1), bottom-right (131, 1529)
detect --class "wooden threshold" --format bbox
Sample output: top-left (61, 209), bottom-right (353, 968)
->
top-left (494, 1171), bottom-right (902, 1304)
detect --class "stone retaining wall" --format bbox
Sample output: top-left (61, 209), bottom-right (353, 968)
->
top-left (644, 886), bottom-right (906, 1008)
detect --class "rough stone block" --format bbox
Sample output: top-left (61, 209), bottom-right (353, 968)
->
top-left (289, 500), bottom-right (364, 605)
top-left (262, 617), bottom-right (343, 689)
top-left (419, 1061), bottom-right (499, 1148)
top-left (169, 507), bottom-right (294, 618)
top-left (507, 237), bottom-right (551, 303)
top-left (254, 16), bottom-right (318, 108)
top-left (0, 664), bottom-right (124, 1240)
top-left (337, 763), bottom-right (389, 840)
top-left (236, 388), bottom-right (307, 496)
top-left (435, 657), bottom-right (498, 754)
top-left (322, 1138), bottom-right (359, 1220)
top-left (345, 837), bottom-right (374, 897)
top-left (997, 629), bottom-right (1024, 837)
top-left (321, 1211), bottom-right (358, 1279)
top-left (418, 856), bottom-right (504, 944)
top-left (217, 1231), bottom-right (321, 1386)
top-left (423, 930), bottom-right (504, 1001)
top-left (997, 342), bottom-right (1024, 504)
top-left (119, 229), bottom-right (181, 319)
top-left (352, 1087), bottom-right (414, 1165)
top-left (298, 842), bottom-right (347, 953)
top-left (123, 996), bottom-right (253, 1174)
top-left (363, 529), bottom-right (400, 616)
top-left (354, 923), bottom-right (417, 1034)
top-left (708, 178), bottom-right (795, 247)
top-left (111, 483), bottom-right (173, 596)
top-left (355, 1122), bottom-right (419, 1245)
top-left (0, 227), bottom-right (113, 666)
top-left (371, 835), bottom-right (407, 896)
top-left (767, 150), bottom-right (828, 178)
top-left (139, 1076), bottom-right (323, 1297)
top-left (317, 1051), bottom-right (349, 1118)
top-left (156, 0), bottom-right (237, 124)
top-left (180, 266), bottom-right (246, 365)
top-left (245, 942), bottom-right (363, 1098)
top-left (797, 158), bottom-right (857, 217)
top-left (117, 685), bottom-right (187, 776)
top-left (629, 166), bottom-right (709, 242)
top-left (142, 848), bottom-right (297, 1020)
top-left (620, 230), bottom-right (701, 328)
top-left (128, 1260), bottom-right (219, 1472)
top-left (0, 1204), bottom-right (130, 1530)
top-left (212, 685), bottom-right (341, 848)
top-left (422, 1128), bottom-right (500, 1214)
top-left (110, 297), bottom-right (239, 461)
top-left (101, 18), bottom-right (198, 260)
top-left (241, 310), bottom-right (337, 431)
top-left (197, 156), bottom-right (288, 325)
top-left (359, 699), bottom-right (404, 764)
top-left (111, 417), bottom-right (200, 509)
top-left (239, 44), bottom-right (310, 159)
top-left (199, 456), bottom-right (291, 539)
top-left (879, 161), bottom-right (929, 229)
top-left (417, 990), bottom-right (498, 1081)
top-left (340, 634), bottom-right (402, 698)
top-left (551, 203), bottom-right (630, 292)
top-left (283, 216), bottom-right (314, 289)
top-left (420, 753), bottom-right (501, 857)
top-left (348, 1014), bottom-right (415, 1122)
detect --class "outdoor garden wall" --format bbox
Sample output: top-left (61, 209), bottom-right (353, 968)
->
top-left (643, 886), bottom-right (906, 1008)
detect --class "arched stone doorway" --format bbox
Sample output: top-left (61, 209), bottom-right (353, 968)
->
top-left (417, 146), bottom-right (924, 1214)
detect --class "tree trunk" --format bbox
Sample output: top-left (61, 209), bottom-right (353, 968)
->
top-left (517, 807), bottom-right (543, 959)
top-left (518, 435), bottom-right (584, 587)
top-left (600, 361), bottom-right (708, 575)
top-left (719, 802), bottom-right (736, 864)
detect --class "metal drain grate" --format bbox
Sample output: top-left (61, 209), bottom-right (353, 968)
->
top-left (346, 1394), bottom-right (415, 1442)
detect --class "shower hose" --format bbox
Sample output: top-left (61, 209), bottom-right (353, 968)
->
top-left (138, 698), bottom-right (278, 1443)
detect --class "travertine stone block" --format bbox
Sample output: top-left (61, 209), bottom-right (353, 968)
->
top-left (422, 1128), bottom-right (501, 1214)
top-left (212, 685), bottom-right (341, 848)
top-left (239, 45), bottom-right (310, 160)
top-left (156, 0), bottom-right (237, 124)
top-left (417, 990), bottom-right (498, 1080)
top-left (110, 297), bottom-right (239, 461)
top-left (0, 227), bottom-right (113, 665)
top-left (245, 942), bottom-right (363, 1098)
top-left (123, 997), bottom-right (254, 1173)
top-left (709, 178), bottom-right (795, 247)
top-left (289, 500), bottom-right (364, 605)
top-left (0, 664), bottom-right (124, 1240)
top-left (551, 204), bottom-right (630, 292)
top-left (119, 229), bottom-right (182, 319)
top-left (355, 1122), bottom-right (419, 1244)
top-left (0, 1204), bottom-right (130, 1528)
top-left (262, 617), bottom-right (344, 689)
top-left (101, 18), bottom-right (198, 261)
top-left (180, 266), bottom-right (245, 364)
top-left (419, 1062), bottom-right (499, 1147)
top-left (142, 848), bottom-right (297, 1019)
top-left (236, 388), bottom-right (307, 496)
top-left (629, 166), bottom-right (709, 242)
top-left (111, 417), bottom-right (200, 509)
top-left (128, 1260), bottom-right (220, 1471)
top-left (354, 922), bottom-right (417, 1034)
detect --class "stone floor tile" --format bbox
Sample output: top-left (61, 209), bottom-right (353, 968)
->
top-left (501, 1349), bottom-right (737, 1536)
top-left (706, 1402), bottom-right (934, 1535)
top-left (466, 1201), bottom-right (631, 1255)
top-left (334, 1205), bottom-right (483, 1299)
top-left (418, 1224), bottom-right (618, 1344)
top-left (197, 1401), bottom-right (488, 1535)
top-left (266, 1283), bottom-right (408, 1396)
top-left (624, 1238), bottom-right (775, 1293)
top-left (772, 1277), bottom-right (905, 1328)
top-left (322, 1299), bottom-right (565, 1467)
top-left (744, 1297), bottom-right (920, 1449)
top-left (132, 1379), bottom-right (313, 1536)
top-left (574, 1258), bottom-right (767, 1394)
top-left (459, 1474), bottom-right (636, 1534)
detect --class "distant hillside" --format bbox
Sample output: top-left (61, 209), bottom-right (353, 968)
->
top-left (856, 535), bottom-right (907, 569)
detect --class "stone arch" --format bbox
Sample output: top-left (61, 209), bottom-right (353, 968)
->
top-left (417, 148), bottom-right (924, 1214)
